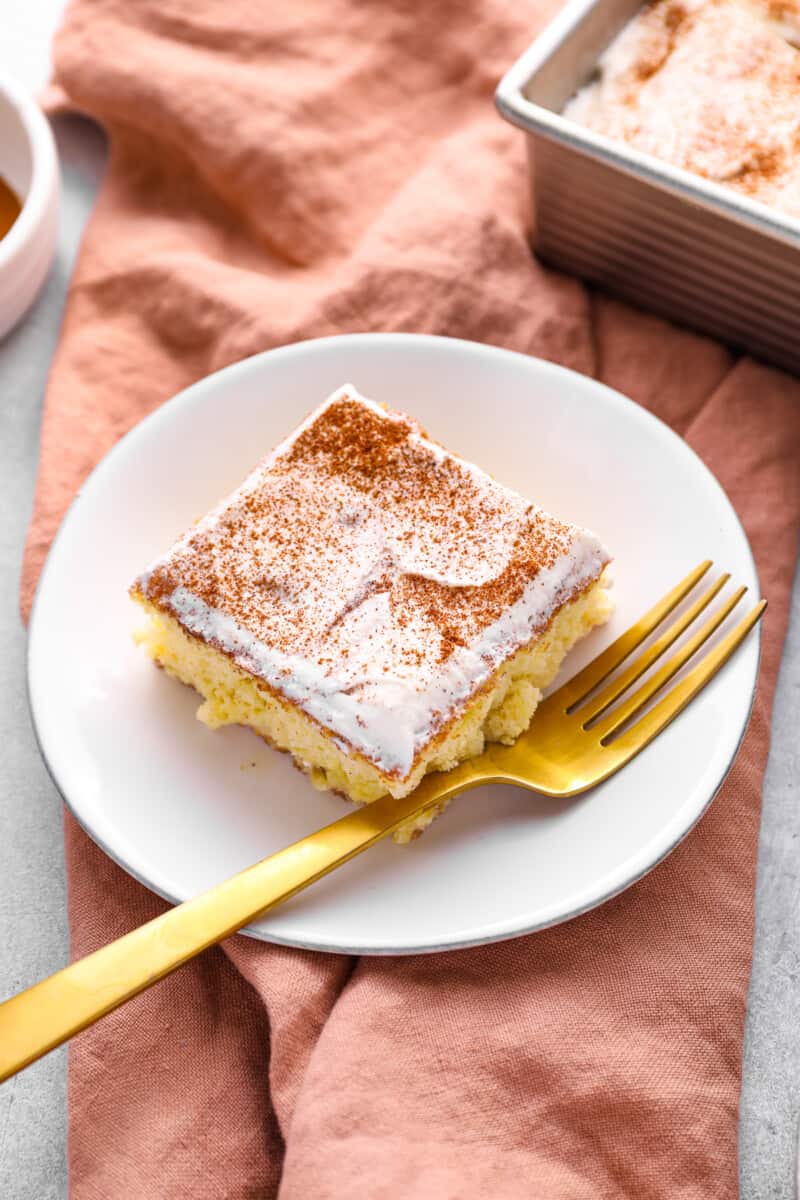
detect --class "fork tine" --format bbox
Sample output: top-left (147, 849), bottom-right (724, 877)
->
top-left (602, 601), bottom-right (766, 761)
top-left (557, 561), bottom-right (713, 712)
top-left (582, 573), bottom-right (730, 724)
top-left (591, 586), bottom-right (747, 742)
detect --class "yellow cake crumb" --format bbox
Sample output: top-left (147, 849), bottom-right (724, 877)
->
top-left (133, 574), bottom-right (613, 841)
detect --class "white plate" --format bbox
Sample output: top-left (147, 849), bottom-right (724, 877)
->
top-left (28, 334), bottom-right (760, 955)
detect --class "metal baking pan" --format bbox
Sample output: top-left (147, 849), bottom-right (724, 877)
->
top-left (495, 0), bottom-right (800, 374)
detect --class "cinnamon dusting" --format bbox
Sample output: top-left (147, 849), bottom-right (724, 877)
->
top-left (134, 388), bottom-right (608, 770)
top-left (564, 0), bottom-right (800, 218)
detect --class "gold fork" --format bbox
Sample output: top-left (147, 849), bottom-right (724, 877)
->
top-left (0, 561), bottom-right (764, 1083)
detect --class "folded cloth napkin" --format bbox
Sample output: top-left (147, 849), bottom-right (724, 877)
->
top-left (22, 1), bottom-right (800, 1196)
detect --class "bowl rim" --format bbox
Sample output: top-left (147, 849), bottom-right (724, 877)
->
top-left (0, 68), bottom-right (59, 274)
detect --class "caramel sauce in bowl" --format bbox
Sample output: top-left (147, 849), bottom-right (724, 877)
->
top-left (0, 174), bottom-right (21, 241)
top-left (0, 70), bottom-right (59, 338)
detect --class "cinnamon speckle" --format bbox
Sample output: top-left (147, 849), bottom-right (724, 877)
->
top-left (135, 388), bottom-right (606, 767)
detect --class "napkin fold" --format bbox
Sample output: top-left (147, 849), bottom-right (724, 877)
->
top-left (23, 1), bottom-right (800, 1196)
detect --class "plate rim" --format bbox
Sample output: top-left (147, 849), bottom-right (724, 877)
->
top-left (26, 332), bottom-right (762, 954)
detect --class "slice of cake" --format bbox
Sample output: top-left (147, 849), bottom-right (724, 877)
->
top-left (131, 386), bottom-right (613, 840)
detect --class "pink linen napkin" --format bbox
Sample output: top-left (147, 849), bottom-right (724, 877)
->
top-left (21, 1), bottom-right (800, 1195)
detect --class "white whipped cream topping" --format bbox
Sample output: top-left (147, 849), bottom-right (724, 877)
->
top-left (168, 537), bottom-right (605, 777)
top-left (141, 385), bottom-right (610, 778)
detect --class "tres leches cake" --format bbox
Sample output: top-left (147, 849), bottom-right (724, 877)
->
top-left (564, 0), bottom-right (800, 219)
top-left (131, 387), bottom-right (613, 841)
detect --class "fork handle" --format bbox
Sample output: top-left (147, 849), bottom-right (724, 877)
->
top-left (0, 768), bottom-right (485, 1084)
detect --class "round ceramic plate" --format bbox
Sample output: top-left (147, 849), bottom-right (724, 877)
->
top-left (28, 334), bottom-right (760, 954)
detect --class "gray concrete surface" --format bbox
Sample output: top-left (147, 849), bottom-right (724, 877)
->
top-left (0, 115), bottom-right (105, 1200)
top-left (741, 564), bottom-right (800, 1200)
top-left (0, 111), bottom-right (798, 1200)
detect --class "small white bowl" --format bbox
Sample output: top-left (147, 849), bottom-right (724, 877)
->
top-left (0, 70), bottom-right (59, 340)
